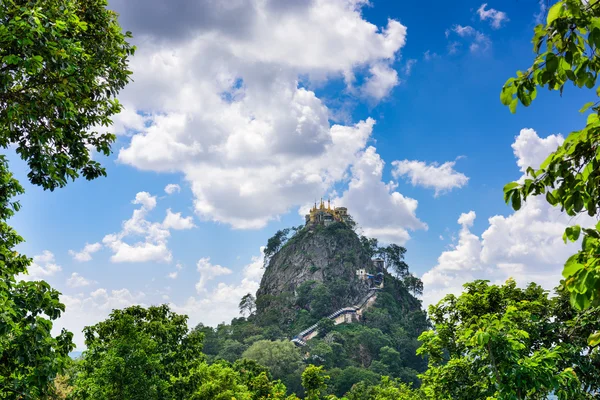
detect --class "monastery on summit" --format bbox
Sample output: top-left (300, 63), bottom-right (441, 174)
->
top-left (305, 199), bottom-right (350, 226)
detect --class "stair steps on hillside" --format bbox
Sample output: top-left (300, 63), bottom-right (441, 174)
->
top-left (290, 288), bottom-right (380, 347)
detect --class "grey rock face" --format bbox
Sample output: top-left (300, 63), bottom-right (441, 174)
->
top-left (257, 224), bottom-right (373, 306)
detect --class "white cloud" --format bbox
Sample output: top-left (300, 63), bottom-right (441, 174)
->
top-left (19, 250), bottom-right (62, 281)
top-left (457, 210), bottom-right (476, 227)
top-left (99, 192), bottom-right (195, 263)
top-left (66, 272), bottom-right (95, 288)
top-left (68, 242), bottom-right (102, 262)
top-left (195, 257), bottom-right (232, 293)
top-left (362, 63), bottom-right (399, 100)
top-left (477, 3), bottom-right (509, 29)
top-left (534, 0), bottom-right (548, 24)
top-left (162, 209), bottom-right (196, 230)
top-left (164, 183), bottom-right (181, 194)
top-left (453, 25), bottom-right (476, 37)
top-left (55, 288), bottom-right (146, 349)
top-left (392, 159), bottom-right (469, 197)
top-left (403, 59), bottom-right (417, 76)
top-left (113, 0), bottom-right (408, 229)
top-left (102, 193), bottom-right (172, 263)
top-left (448, 25), bottom-right (491, 53)
top-left (448, 41), bottom-right (461, 54)
top-left (333, 146), bottom-right (427, 244)
top-left (132, 191), bottom-right (157, 210)
top-left (171, 248), bottom-right (265, 327)
top-left (422, 129), bottom-right (595, 306)
top-left (424, 50), bottom-right (440, 61)
top-left (512, 128), bottom-right (563, 174)
top-left (168, 271), bottom-right (178, 279)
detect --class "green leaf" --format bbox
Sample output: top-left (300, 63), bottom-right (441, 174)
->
top-left (546, 191), bottom-right (558, 206)
top-left (503, 182), bottom-right (520, 192)
top-left (574, 193), bottom-right (584, 213)
top-left (565, 225), bottom-right (581, 242)
top-left (546, 53), bottom-right (559, 74)
top-left (509, 99), bottom-right (518, 114)
top-left (589, 331), bottom-right (600, 347)
top-left (562, 258), bottom-right (584, 278)
top-left (580, 102), bottom-right (595, 113)
top-left (500, 87), bottom-right (513, 106)
top-left (511, 191), bottom-right (522, 210)
top-left (547, 2), bottom-right (564, 25)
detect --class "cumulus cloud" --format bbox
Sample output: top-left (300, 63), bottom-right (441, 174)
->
top-left (108, 0), bottom-right (408, 229)
top-left (162, 209), bottom-right (196, 230)
top-left (512, 128), bottom-right (563, 174)
top-left (68, 242), bottom-right (102, 262)
top-left (171, 248), bottom-right (265, 327)
top-left (392, 158), bottom-right (469, 197)
top-left (132, 191), bottom-right (157, 210)
top-left (64, 191), bottom-right (197, 263)
top-left (195, 257), bottom-right (232, 293)
top-left (333, 146), bottom-right (427, 244)
top-left (19, 250), bottom-right (62, 281)
top-left (66, 272), bottom-right (95, 288)
top-left (421, 129), bottom-right (594, 306)
top-left (447, 25), bottom-right (491, 53)
top-left (362, 63), bottom-right (399, 100)
top-left (164, 184), bottom-right (181, 194)
top-left (477, 3), bottom-right (509, 29)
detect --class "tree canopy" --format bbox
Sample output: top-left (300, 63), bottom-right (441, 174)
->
top-left (417, 279), bottom-right (600, 399)
top-left (71, 305), bottom-right (204, 399)
top-left (0, 0), bottom-right (134, 190)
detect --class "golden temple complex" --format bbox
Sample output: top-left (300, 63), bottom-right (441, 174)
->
top-left (305, 199), bottom-right (350, 226)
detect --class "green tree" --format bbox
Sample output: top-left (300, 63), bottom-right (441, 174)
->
top-left (239, 293), bottom-right (256, 317)
top-left (241, 340), bottom-right (303, 381)
top-left (0, 0), bottom-right (134, 190)
top-left (330, 366), bottom-right (379, 397)
top-left (378, 244), bottom-right (409, 278)
top-left (360, 236), bottom-right (379, 259)
top-left (71, 305), bottom-right (204, 399)
top-left (402, 273), bottom-right (423, 296)
top-left (309, 284), bottom-right (333, 317)
top-left (499, 0), bottom-right (600, 344)
top-left (264, 229), bottom-right (291, 265)
top-left (417, 279), bottom-right (599, 399)
top-left (216, 340), bottom-right (246, 363)
top-left (316, 318), bottom-right (335, 339)
top-left (345, 376), bottom-right (425, 400)
top-left (301, 365), bottom-right (329, 400)
top-left (0, 157), bottom-right (74, 399)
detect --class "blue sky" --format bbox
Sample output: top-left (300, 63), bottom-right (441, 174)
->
top-left (9, 0), bottom-right (596, 349)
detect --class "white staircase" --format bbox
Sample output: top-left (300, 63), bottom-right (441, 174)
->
top-left (290, 288), bottom-right (379, 347)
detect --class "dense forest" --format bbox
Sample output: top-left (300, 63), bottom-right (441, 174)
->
top-left (2, 0), bottom-right (600, 399)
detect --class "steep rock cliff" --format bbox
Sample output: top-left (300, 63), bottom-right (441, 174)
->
top-left (256, 223), bottom-right (374, 312)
